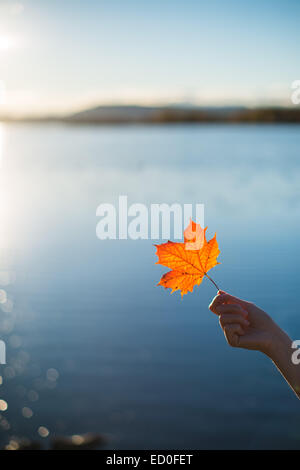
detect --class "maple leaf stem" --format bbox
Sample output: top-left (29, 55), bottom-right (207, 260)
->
top-left (205, 274), bottom-right (220, 291)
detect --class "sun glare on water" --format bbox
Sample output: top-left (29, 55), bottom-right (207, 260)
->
top-left (0, 124), bottom-right (9, 251)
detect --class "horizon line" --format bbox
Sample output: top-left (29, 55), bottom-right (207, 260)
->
top-left (0, 101), bottom-right (297, 120)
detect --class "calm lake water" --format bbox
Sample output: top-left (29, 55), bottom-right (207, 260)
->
top-left (0, 123), bottom-right (299, 449)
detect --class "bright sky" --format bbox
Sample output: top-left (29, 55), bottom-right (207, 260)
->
top-left (0, 0), bottom-right (299, 116)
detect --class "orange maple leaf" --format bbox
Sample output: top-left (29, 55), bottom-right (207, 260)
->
top-left (155, 220), bottom-right (220, 296)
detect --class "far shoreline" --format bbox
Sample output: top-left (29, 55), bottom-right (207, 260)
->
top-left (1, 105), bottom-right (300, 125)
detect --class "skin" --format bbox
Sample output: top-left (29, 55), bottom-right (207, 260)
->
top-left (209, 290), bottom-right (300, 399)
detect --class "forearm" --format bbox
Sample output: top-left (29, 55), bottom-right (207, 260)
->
top-left (266, 326), bottom-right (300, 399)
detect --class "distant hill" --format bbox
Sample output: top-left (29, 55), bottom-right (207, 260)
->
top-left (1, 105), bottom-right (300, 124)
top-left (69, 105), bottom-right (160, 123)
top-left (66, 105), bottom-right (300, 124)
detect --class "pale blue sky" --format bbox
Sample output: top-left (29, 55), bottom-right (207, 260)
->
top-left (0, 0), bottom-right (299, 115)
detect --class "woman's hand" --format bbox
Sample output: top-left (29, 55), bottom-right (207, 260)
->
top-left (209, 291), bottom-right (300, 399)
top-left (209, 291), bottom-right (283, 356)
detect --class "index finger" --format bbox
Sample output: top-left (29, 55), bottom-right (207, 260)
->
top-left (209, 291), bottom-right (250, 315)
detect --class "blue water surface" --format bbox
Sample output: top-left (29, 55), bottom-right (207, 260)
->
top-left (0, 123), bottom-right (299, 449)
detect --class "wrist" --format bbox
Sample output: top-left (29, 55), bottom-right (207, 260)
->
top-left (264, 322), bottom-right (292, 360)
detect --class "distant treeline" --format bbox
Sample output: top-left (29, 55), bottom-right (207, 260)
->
top-left (66, 106), bottom-right (300, 124)
top-left (2, 106), bottom-right (300, 124)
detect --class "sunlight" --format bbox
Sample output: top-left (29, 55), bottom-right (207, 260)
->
top-left (0, 36), bottom-right (15, 51)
